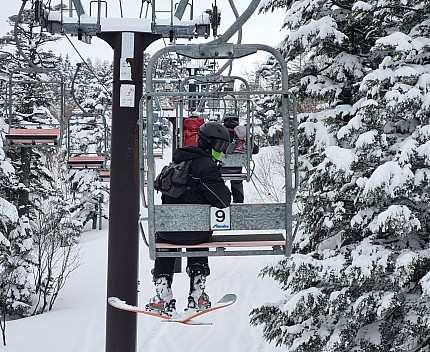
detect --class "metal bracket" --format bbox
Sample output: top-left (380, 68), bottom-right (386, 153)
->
top-left (176, 43), bottom-right (257, 60)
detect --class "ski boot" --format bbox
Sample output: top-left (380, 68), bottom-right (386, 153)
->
top-left (186, 264), bottom-right (211, 312)
top-left (145, 275), bottom-right (177, 317)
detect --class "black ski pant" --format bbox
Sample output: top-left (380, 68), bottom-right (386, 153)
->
top-left (230, 180), bottom-right (244, 203)
top-left (220, 166), bottom-right (244, 203)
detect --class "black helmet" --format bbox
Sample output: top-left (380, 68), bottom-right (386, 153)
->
top-left (222, 113), bottom-right (239, 125)
top-left (197, 122), bottom-right (230, 153)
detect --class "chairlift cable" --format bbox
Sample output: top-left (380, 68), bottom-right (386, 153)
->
top-left (139, 221), bottom-right (149, 247)
top-left (14, 0), bottom-right (36, 68)
top-left (118, 0), bottom-right (124, 18)
top-left (15, 1), bottom-right (111, 98)
top-left (64, 34), bottom-right (112, 98)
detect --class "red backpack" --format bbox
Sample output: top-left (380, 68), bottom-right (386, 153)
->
top-left (183, 117), bottom-right (205, 147)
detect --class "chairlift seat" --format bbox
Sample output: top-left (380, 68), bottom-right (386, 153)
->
top-left (153, 150), bottom-right (163, 158)
top-left (147, 203), bottom-right (290, 258)
top-left (155, 233), bottom-right (286, 257)
top-left (5, 128), bottom-right (61, 146)
top-left (221, 173), bottom-right (247, 180)
top-left (67, 155), bottom-right (105, 169)
top-left (100, 170), bottom-right (110, 181)
top-left (160, 105), bottom-right (174, 111)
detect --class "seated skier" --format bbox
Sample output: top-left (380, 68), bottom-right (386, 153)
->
top-left (221, 114), bottom-right (259, 203)
top-left (146, 122), bottom-right (231, 316)
top-left (221, 114), bottom-right (244, 203)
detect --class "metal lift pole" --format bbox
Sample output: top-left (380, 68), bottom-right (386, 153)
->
top-left (98, 31), bottom-right (160, 352)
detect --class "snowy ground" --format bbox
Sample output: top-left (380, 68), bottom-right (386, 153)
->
top-left (5, 147), bottom-right (285, 351)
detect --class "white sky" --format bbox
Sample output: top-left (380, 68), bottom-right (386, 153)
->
top-left (0, 1), bottom-right (286, 75)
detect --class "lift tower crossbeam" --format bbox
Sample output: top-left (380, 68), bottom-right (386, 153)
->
top-left (36, 0), bottom-right (217, 43)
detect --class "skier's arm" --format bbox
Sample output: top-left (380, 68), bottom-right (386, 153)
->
top-left (199, 163), bottom-right (231, 209)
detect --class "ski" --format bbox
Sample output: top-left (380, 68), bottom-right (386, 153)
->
top-left (174, 293), bottom-right (236, 324)
top-left (108, 293), bottom-right (236, 325)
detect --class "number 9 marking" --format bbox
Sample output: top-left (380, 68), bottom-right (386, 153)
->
top-left (210, 207), bottom-right (231, 230)
top-left (215, 210), bottom-right (225, 222)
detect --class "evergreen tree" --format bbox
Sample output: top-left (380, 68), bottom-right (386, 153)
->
top-left (251, 0), bottom-right (430, 350)
top-left (0, 5), bottom-right (86, 324)
top-left (4, 7), bottom-right (64, 216)
top-left (0, 199), bottom-right (34, 345)
top-left (254, 56), bottom-right (284, 146)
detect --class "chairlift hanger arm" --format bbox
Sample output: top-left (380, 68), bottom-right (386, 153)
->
top-left (70, 0), bottom-right (85, 17)
top-left (174, 0), bottom-right (190, 20)
top-left (15, 0), bottom-right (36, 68)
top-left (70, 63), bottom-right (109, 116)
top-left (71, 63), bottom-right (93, 116)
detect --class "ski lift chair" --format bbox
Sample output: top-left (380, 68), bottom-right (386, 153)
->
top-left (100, 170), bottom-right (111, 182)
top-left (67, 155), bottom-right (106, 169)
top-left (142, 43), bottom-right (299, 259)
top-left (178, 74), bottom-right (256, 182)
top-left (5, 68), bottom-right (65, 148)
top-left (66, 112), bottom-right (109, 169)
top-left (153, 121), bottom-right (165, 159)
top-left (6, 128), bottom-right (61, 147)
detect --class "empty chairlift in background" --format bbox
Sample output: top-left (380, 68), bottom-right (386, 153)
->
top-left (153, 113), bottom-right (171, 159)
top-left (66, 63), bottom-right (110, 172)
top-left (4, 67), bottom-right (65, 148)
top-left (66, 112), bottom-right (109, 169)
top-left (152, 80), bottom-right (180, 159)
top-left (99, 170), bottom-right (111, 182)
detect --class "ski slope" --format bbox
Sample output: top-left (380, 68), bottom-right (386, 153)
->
top-left (5, 147), bottom-right (284, 351)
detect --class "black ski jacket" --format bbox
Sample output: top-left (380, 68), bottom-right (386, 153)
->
top-left (158, 146), bottom-right (231, 244)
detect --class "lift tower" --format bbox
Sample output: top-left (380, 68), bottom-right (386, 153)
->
top-left (35, 0), bottom-right (221, 351)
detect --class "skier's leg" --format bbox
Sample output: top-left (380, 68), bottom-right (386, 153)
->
top-left (147, 255), bottom-right (177, 315)
top-left (186, 251), bottom-right (211, 311)
top-left (231, 180), bottom-right (244, 203)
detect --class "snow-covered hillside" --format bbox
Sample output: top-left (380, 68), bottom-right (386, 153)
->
top-left (5, 147), bottom-right (285, 352)
top-left (5, 225), bottom-right (284, 351)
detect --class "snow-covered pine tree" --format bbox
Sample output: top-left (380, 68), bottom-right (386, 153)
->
top-left (1, 5), bottom-right (85, 320)
top-left (3, 7), bottom-right (64, 216)
top-left (253, 56), bottom-right (284, 146)
top-left (251, 0), bottom-right (430, 351)
top-left (0, 125), bottom-right (34, 339)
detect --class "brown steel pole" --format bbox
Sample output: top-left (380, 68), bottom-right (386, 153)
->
top-left (98, 31), bottom-right (160, 352)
